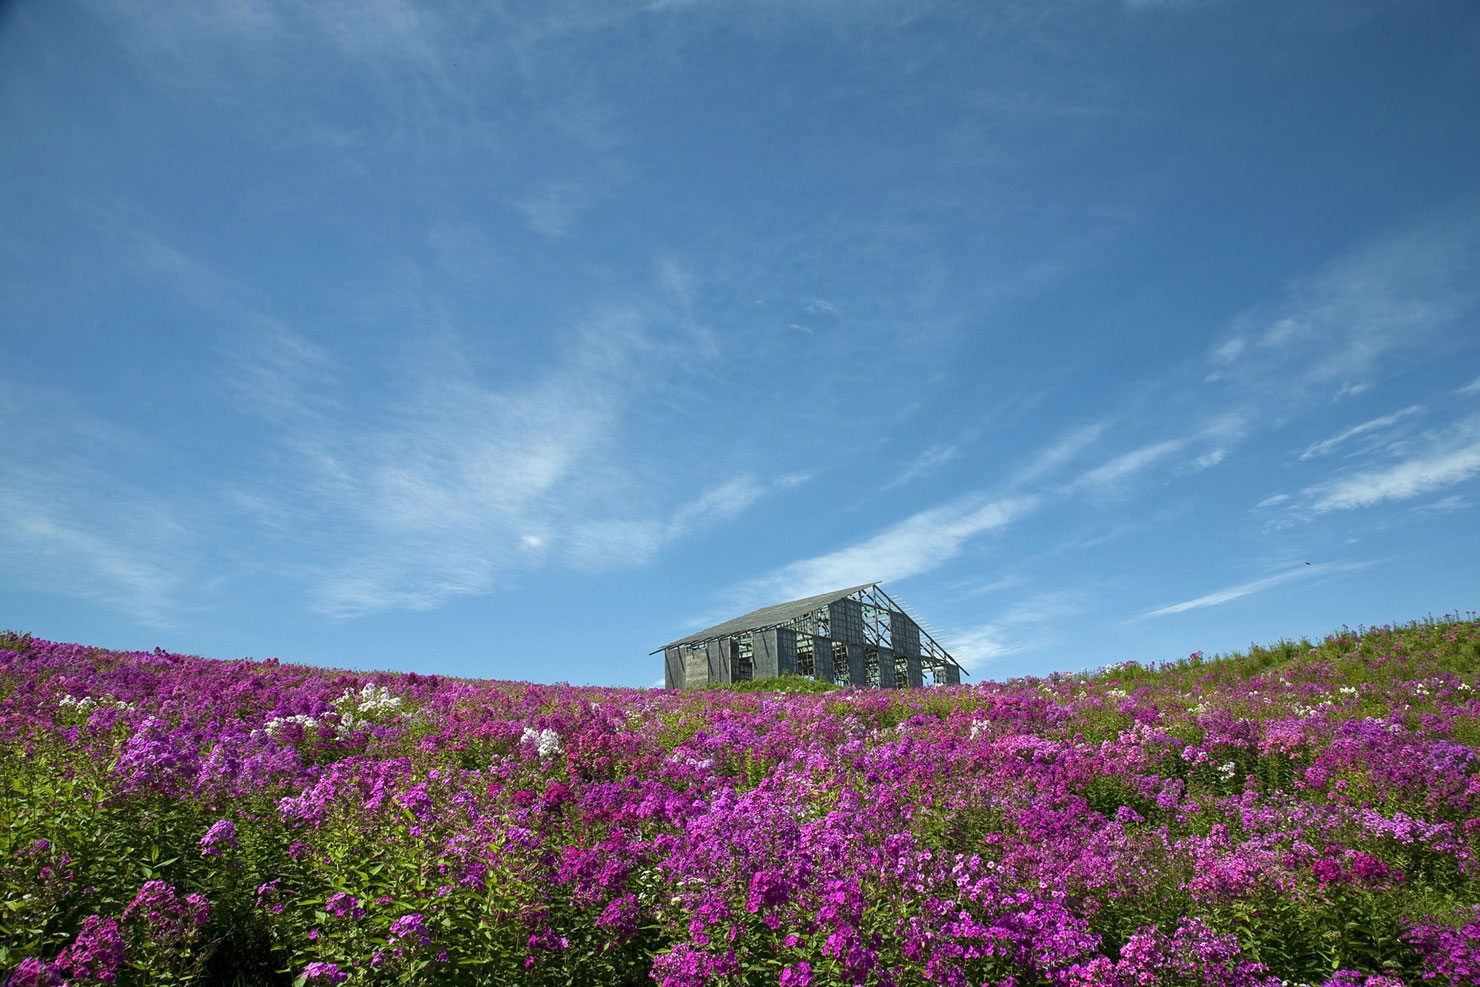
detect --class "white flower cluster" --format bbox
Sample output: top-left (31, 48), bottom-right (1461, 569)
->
top-left (521, 726), bottom-right (562, 757)
top-left (335, 683), bottom-right (404, 719)
top-left (1216, 760), bottom-right (1237, 782)
top-left (58, 694), bottom-right (135, 712)
top-left (263, 713), bottom-right (326, 739)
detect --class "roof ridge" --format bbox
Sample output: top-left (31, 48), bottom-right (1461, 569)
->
top-left (653, 581), bottom-right (878, 652)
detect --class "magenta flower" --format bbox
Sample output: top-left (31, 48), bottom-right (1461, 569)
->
top-left (122, 881), bottom-right (209, 947)
top-left (779, 961), bottom-right (812, 985)
top-left (299, 961), bottom-right (348, 984)
top-left (4, 958), bottom-right (66, 987)
top-left (56, 915), bottom-right (126, 984)
top-left (326, 892), bottom-right (363, 920)
top-left (199, 819), bottom-right (237, 856)
top-left (388, 913), bottom-right (431, 948)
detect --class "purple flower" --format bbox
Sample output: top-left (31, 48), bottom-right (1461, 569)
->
top-left (779, 961), bottom-right (812, 986)
top-left (300, 961), bottom-right (348, 984)
top-left (199, 819), bottom-right (237, 856)
top-left (4, 958), bottom-right (66, 987)
top-left (388, 913), bottom-right (431, 949)
top-left (1312, 857), bottom-right (1345, 886)
top-left (122, 881), bottom-right (209, 947)
top-left (57, 914), bottom-right (126, 984)
top-left (326, 892), bottom-right (363, 920)
top-left (597, 893), bottom-right (641, 939)
top-left (1349, 852), bottom-right (1391, 886)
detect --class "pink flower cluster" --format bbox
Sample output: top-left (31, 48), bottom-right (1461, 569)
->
top-left (1, 616), bottom-right (1478, 985)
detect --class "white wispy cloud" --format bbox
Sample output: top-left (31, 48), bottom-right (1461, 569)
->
top-left (1410, 494), bottom-right (1471, 515)
top-left (1308, 432), bottom-right (1480, 511)
top-left (1209, 337), bottom-right (1247, 365)
top-left (515, 182), bottom-right (590, 239)
top-left (1217, 218), bottom-right (1480, 397)
top-left (1009, 421), bottom-right (1111, 488)
top-left (739, 494), bottom-right (1038, 604)
top-left (947, 622), bottom-right (1029, 671)
top-left (563, 477), bottom-right (770, 573)
top-left (998, 590), bottom-right (1086, 625)
top-left (228, 319), bottom-right (340, 425)
top-left (0, 468), bottom-right (188, 626)
top-left (224, 285), bottom-right (788, 616)
top-left (881, 443), bottom-right (960, 490)
top-left (92, 0), bottom-right (455, 120)
top-left (1143, 561), bottom-right (1361, 618)
top-left (1185, 448), bottom-right (1227, 471)
top-left (1298, 405), bottom-right (1423, 461)
top-left (0, 380), bottom-right (199, 623)
top-left (1458, 375), bottom-right (1480, 396)
top-left (939, 587), bottom-right (1091, 671)
top-left (1260, 317), bottom-right (1306, 348)
top-left (1071, 439), bottom-right (1183, 492)
top-left (286, 342), bottom-right (622, 613)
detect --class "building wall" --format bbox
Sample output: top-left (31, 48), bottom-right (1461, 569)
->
top-left (663, 600), bottom-right (958, 689)
top-left (776, 628), bottom-right (797, 676)
top-left (889, 612), bottom-right (921, 657)
top-left (813, 634), bottom-right (833, 681)
top-left (829, 598), bottom-right (864, 644)
top-left (706, 638), bottom-right (731, 684)
top-left (753, 629), bottom-right (778, 679)
top-left (683, 651), bottom-right (708, 688)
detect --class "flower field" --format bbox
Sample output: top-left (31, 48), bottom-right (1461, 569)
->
top-left (3, 617), bottom-right (1480, 987)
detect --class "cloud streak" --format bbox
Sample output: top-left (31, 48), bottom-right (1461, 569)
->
top-left (740, 494), bottom-right (1038, 605)
top-left (882, 443), bottom-right (960, 491)
top-left (0, 467), bottom-right (188, 626)
top-left (1309, 437), bottom-right (1480, 511)
top-left (1143, 561), bottom-right (1361, 618)
top-left (1071, 439), bottom-right (1183, 492)
top-left (1299, 405), bottom-right (1423, 461)
top-left (1009, 421), bottom-right (1110, 488)
top-left (1212, 217), bottom-right (1480, 398)
top-left (222, 285), bottom-right (795, 618)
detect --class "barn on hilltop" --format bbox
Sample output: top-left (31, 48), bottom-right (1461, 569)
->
top-left (654, 582), bottom-right (964, 689)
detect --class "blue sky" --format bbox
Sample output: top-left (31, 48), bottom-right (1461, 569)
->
top-left (2, 0), bottom-right (1478, 686)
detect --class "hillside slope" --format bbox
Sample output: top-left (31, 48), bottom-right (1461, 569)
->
top-left (1, 615), bottom-right (1477, 986)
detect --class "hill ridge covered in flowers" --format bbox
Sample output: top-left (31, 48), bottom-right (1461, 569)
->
top-left (2, 615), bottom-right (1478, 986)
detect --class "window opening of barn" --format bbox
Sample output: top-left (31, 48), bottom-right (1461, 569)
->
top-left (732, 633), bottom-right (754, 682)
top-left (832, 641), bottom-right (850, 687)
top-left (795, 636), bottom-right (815, 678)
top-left (863, 645), bottom-right (880, 688)
top-left (862, 601), bottom-right (890, 647)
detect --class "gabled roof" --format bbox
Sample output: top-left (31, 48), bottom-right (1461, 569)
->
top-left (654, 582), bottom-right (878, 652)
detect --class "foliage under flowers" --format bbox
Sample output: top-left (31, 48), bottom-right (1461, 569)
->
top-left (1, 615), bottom-right (1478, 985)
